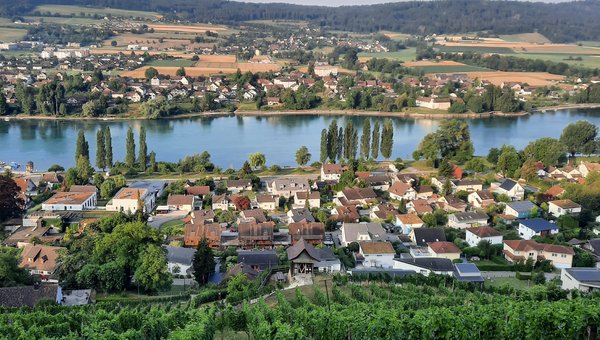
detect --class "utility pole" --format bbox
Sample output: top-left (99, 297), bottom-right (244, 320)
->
top-left (324, 279), bottom-right (331, 312)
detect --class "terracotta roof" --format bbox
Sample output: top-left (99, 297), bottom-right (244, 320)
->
top-left (342, 187), bottom-right (377, 201)
top-left (504, 240), bottom-right (574, 255)
top-left (332, 206), bottom-right (360, 222)
top-left (167, 194), bottom-right (194, 206)
top-left (544, 185), bottom-right (565, 198)
top-left (396, 214), bottom-right (423, 225)
top-left (322, 163), bottom-right (347, 175)
top-left (388, 181), bottom-right (413, 196)
top-left (473, 190), bottom-right (494, 200)
top-left (19, 244), bottom-right (64, 274)
top-left (359, 241), bottom-right (395, 254)
top-left (256, 194), bottom-right (278, 203)
top-left (549, 199), bottom-right (581, 209)
top-left (238, 221), bottom-right (275, 239)
top-left (44, 191), bottom-right (95, 205)
top-left (427, 241), bottom-right (461, 254)
top-left (466, 226), bottom-right (502, 238)
top-left (289, 221), bottom-right (325, 240)
top-left (113, 188), bottom-right (146, 200)
top-left (186, 186), bottom-right (211, 195)
top-left (240, 209), bottom-right (267, 223)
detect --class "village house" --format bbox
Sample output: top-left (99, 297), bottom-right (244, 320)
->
top-left (362, 175), bottom-right (393, 191)
top-left (212, 194), bottom-right (234, 211)
top-left (164, 245), bottom-right (195, 275)
top-left (19, 244), bottom-right (64, 282)
top-left (254, 194), bottom-right (279, 210)
top-left (492, 179), bottom-right (525, 201)
top-left (293, 191), bottom-right (321, 209)
top-left (393, 257), bottom-right (455, 277)
top-left (320, 163), bottom-right (347, 181)
top-left (331, 206), bottom-right (360, 223)
top-left (504, 201), bottom-right (537, 219)
top-left (518, 218), bottom-right (559, 240)
top-left (185, 209), bottom-right (216, 224)
top-left (427, 241), bottom-right (461, 260)
top-left (269, 178), bottom-right (311, 198)
top-left (503, 240), bottom-right (573, 269)
top-left (466, 227), bottom-right (503, 247)
top-left (437, 195), bottom-right (467, 212)
top-left (388, 181), bottom-right (417, 201)
top-left (579, 162), bottom-right (600, 177)
top-left (447, 212), bottom-right (489, 229)
top-left (407, 199), bottom-right (434, 215)
top-left (340, 222), bottom-right (387, 246)
top-left (226, 179), bottom-right (252, 193)
top-left (106, 188), bottom-right (154, 214)
top-left (336, 187), bottom-right (378, 206)
top-left (468, 190), bottom-right (495, 208)
top-left (186, 185), bottom-right (211, 198)
top-left (561, 268), bottom-right (600, 292)
top-left (41, 191), bottom-right (97, 211)
top-left (238, 221), bottom-right (276, 248)
top-left (358, 242), bottom-right (395, 269)
top-left (416, 186), bottom-right (434, 199)
top-left (237, 250), bottom-right (279, 272)
top-left (288, 221), bottom-right (325, 245)
top-left (166, 194), bottom-right (195, 212)
top-left (239, 209), bottom-right (267, 224)
top-left (544, 185), bottom-right (565, 200)
top-left (416, 97), bottom-right (451, 110)
top-left (548, 199), bottom-right (582, 217)
top-left (287, 208), bottom-right (315, 224)
top-left (370, 204), bottom-right (399, 222)
top-left (184, 221), bottom-right (221, 249)
top-left (410, 228), bottom-right (446, 247)
top-left (396, 214), bottom-right (424, 235)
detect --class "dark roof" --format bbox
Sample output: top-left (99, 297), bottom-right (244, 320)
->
top-left (237, 250), bottom-right (278, 269)
top-left (412, 228), bottom-right (446, 247)
top-left (499, 179), bottom-right (518, 191)
top-left (398, 258), bottom-right (454, 272)
top-left (164, 245), bottom-right (196, 266)
top-left (318, 248), bottom-right (337, 261)
top-left (519, 218), bottom-right (558, 232)
top-left (287, 238), bottom-right (321, 261)
top-left (506, 200), bottom-right (536, 212)
top-left (454, 263), bottom-right (484, 282)
top-left (349, 269), bottom-right (415, 277)
top-left (564, 268), bottom-right (600, 284)
top-left (452, 212), bottom-right (489, 222)
top-left (0, 284), bottom-right (58, 307)
top-left (588, 239), bottom-right (600, 256)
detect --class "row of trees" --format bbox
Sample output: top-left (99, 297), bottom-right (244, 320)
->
top-left (320, 118), bottom-right (393, 163)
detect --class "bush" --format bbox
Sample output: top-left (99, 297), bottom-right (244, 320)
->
top-left (476, 263), bottom-right (514, 271)
top-left (516, 272), bottom-right (532, 280)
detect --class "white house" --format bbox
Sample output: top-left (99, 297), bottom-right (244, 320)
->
top-left (447, 212), bottom-right (489, 229)
top-left (468, 190), bottom-right (495, 208)
top-left (254, 194), bottom-right (279, 210)
top-left (340, 222), bottom-right (386, 246)
top-left (427, 241), bottom-right (461, 260)
top-left (548, 199), bottom-right (582, 217)
top-left (42, 191), bottom-right (97, 211)
top-left (416, 97), bottom-right (451, 110)
top-left (395, 214), bottom-right (424, 235)
top-left (503, 240), bottom-right (573, 269)
top-left (492, 179), bottom-right (525, 201)
top-left (320, 164), bottom-right (347, 181)
top-left (164, 245), bottom-right (195, 276)
top-left (518, 218), bottom-right (559, 240)
top-left (212, 194), bottom-right (234, 211)
top-left (465, 227), bottom-right (503, 247)
top-left (393, 258), bottom-right (455, 276)
top-left (561, 268), bottom-right (600, 292)
top-left (293, 191), bottom-right (321, 209)
top-left (269, 178), bottom-right (310, 198)
top-left (166, 194), bottom-right (195, 212)
top-left (388, 181), bottom-right (417, 201)
top-left (106, 188), bottom-right (154, 214)
top-left (579, 162), bottom-right (600, 177)
top-left (358, 242), bottom-right (395, 269)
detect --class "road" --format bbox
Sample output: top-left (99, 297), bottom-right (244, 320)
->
top-left (481, 271), bottom-right (559, 281)
top-left (148, 211), bottom-right (189, 228)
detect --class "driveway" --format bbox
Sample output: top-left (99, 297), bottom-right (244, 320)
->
top-left (148, 210), bottom-right (189, 228)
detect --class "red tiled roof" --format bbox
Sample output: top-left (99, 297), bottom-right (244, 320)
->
top-left (427, 241), bottom-right (461, 254)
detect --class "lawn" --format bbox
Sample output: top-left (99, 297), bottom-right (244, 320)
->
top-left (0, 27), bottom-right (27, 42)
top-left (485, 277), bottom-right (536, 290)
top-left (146, 59), bottom-right (197, 67)
top-left (358, 48), bottom-right (417, 62)
top-left (33, 5), bottom-right (161, 19)
top-left (160, 219), bottom-right (185, 229)
top-left (24, 16), bottom-right (104, 25)
top-left (435, 45), bottom-right (515, 54)
top-left (412, 64), bottom-right (493, 73)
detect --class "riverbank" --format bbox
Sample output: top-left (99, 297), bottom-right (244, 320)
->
top-left (2, 102), bottom-right (599, 122)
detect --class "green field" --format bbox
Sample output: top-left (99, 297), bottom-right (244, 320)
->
top-left (358, 48), bottom-right (417, 62)
top-left (147, 59), bottom-right (197, 67)
top-left (413, 64), bottom-right (493, 73)
top-left (33, 5), bottom-right (161, 19)
top-left (0, 27), bottom-right (27, 42)
top-left (436, 45), bottom-right (515, 54)
top-left (485, 277), bottom-right (536, 290)
top-left (24, 16), bottom-right (105, 25)
top-left (503, 52), bottom-right (600, 69)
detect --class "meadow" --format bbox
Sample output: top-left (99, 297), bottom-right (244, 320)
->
top-left (33, 5), bottom-right (161, 19)
top-left (357, 48), bottom-right (417, 62)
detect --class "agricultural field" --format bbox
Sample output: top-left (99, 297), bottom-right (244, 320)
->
top-left (104, 34), bottom-right (209, 51)
top-left (32, 5), bottom-right (162, 19)
top-left (380, 31), bottom-right (411, 41)
top-left (0, 27), bottom-right (27, 42)
top-left (505, 52), bottom-right (600, 69)
top-left (357, 48), bottom-right (417, 62)
top-left (121, 62), bottom-right (281, 78)
top-left (23, 16), bottom-right (104, 25)
top-left (436, 45), bottom-right (515, 54)
top-left (147, 24), bottom-right (231, 34)
top-left (146, 59), bottom-right (197, 67)
top-left (245, 20), bottom-right (309, 27)
top-left (499, 33), bottom-right (551, 44)
top-left (404, 60), bottom-right (491, 73)
top-left (447, 71), bottom-right (564, 86)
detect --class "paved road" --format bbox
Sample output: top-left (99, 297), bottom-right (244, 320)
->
top-left (481, 271), bottom-right (559, 281)
top-left (148, 211), bottom-right (189, 228)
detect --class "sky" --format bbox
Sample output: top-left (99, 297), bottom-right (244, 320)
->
top-left (231, 0), bottom-right (572, 6)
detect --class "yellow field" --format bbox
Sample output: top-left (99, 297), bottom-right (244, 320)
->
top-left (0, 27), bottom-right (27, 42)
top-left (427, 71), bottom-right (565, 86)
top-left (196, 55), bottom-right (237, 63)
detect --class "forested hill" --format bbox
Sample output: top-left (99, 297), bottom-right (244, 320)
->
top-left (6, 0), bottom-right (600, 42)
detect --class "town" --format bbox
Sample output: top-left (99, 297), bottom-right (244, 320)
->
top-left (1, 1), bottom-right (600, 339)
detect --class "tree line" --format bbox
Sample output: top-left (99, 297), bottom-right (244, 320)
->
top-left (320, 118), bottom-right (393, 163)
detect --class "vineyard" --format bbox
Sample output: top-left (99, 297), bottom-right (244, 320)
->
top-left (1, 281), bottom-right (599, 339)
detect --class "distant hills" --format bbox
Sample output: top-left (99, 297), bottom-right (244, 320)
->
top-left (5, 0), bottom-right (600, 42)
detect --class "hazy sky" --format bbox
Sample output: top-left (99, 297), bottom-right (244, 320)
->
top-left (232, 0), bottom-right (571, 6)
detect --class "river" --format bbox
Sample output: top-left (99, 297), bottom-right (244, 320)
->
top-left (2, 108), bottom-right (600, 171)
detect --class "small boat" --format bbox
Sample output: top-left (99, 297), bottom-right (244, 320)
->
top-left (9, 162), bottom-right (20, 169)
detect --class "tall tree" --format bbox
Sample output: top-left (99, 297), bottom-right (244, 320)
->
top-left (380, 118), bottom-right (394, 159)
top-left (560, 120), bottom-right (598, 157)
top-left (75, 130), bottom-right (89, 162)
top-left (0, 92), bottom-right (7, 115)
top-left (104, 126), bottom-right (113, 168)
top-left (125, 127), bottom-right (136, 168)
top-left (320, 129), bottom-right (328, 163)
top-left (133, 244), bottom-right (172, 293)
top-left (138, 126), bottom-right (147, 171)
top-left (360, 119), bottom-right (371, 160)
top-left (76, 156), bottom-right (94, 183)
top-left (295, 146), bottom-right (311, 166)
top-left (326, 120), bottom-right (338, 162)
top-left (192, 238), bottom-right (216, 285)
top-left (149, 151), bottom-right (157, 173)
top-left (371, 121), bottom-right (380, 159)
top-left (96, 129), bottom-right (106, 170)
top-left (336, 127), bottom-right (344, 161)
top-left (497, 145), bottom-right (522, 178)
top-left (343, 121), bottom-right (357, 160)
top-left (248, 152), bottom-right (266, 169)
top-left (523, 137), bottom-right (566, 167)
top-left (0, 175), bottom-right (24, 221)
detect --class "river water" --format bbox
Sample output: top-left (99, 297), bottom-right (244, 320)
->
top-left (2, 109), bottom-right (600, 171)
